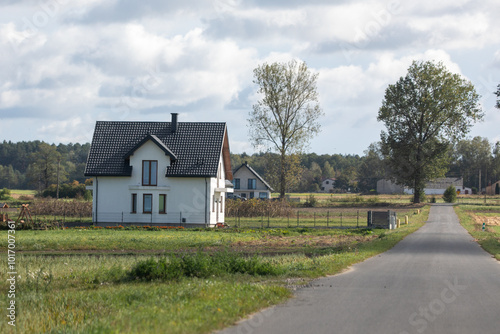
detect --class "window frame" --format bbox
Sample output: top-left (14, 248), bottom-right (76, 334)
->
top-left (159, 194), bottom-right (166, 214)
top-left (248, 178), bottom-right (256, 190)
top-left (143, 194), bottom-right (153, 213)
top-left (131, 193), bottom-right (137, 213)
top-left (142, 160), bottom-right (158, 186)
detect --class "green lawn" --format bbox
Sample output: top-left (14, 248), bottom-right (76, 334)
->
top-left (0, 207), bottom-right (429, 334)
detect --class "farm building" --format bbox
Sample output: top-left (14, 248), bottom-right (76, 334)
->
top-left (232, 162), bottom-right (273, 199)
top-left (84, 113), bottom-right (233, 226)
top-left (486, 181), bottom-right (500, 195)
top-left (377, 178), bottom-right (471, 195)
top-left (321, 178), bottom-right (336, 193)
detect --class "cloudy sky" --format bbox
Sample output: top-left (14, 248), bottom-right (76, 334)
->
top-left (1, 0), bottom-right (499, 155)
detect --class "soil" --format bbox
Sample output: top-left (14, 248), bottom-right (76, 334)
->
top-left (471, 213), bottom-right (500, 227)
top-left (17, 233), bottom-right (377, 257)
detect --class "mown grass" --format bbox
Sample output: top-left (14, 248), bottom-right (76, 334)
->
top-left (455, 205), bottom-right (500, 260)
top-left (0, 207), bottom-right (429, 334)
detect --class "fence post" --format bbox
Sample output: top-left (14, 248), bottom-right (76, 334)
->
top-left (267, 209), bottom-right (270, 228)
top-left (287, 211), bottom-right (290, 228)
top-left (327, 211), bottom-right (329, 227)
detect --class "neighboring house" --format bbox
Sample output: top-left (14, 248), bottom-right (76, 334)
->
top-left (0, 203), bottom-right (9, 209)
top-left (232, 162), bottom-right (273, 199)
top-left (84, 113), bottom-right (233, 226)
top-left (320, 178), bottom-right (336, 193)
top-left (486, 181), bottom-right (500, 195)
top-left (377, 178), bottom-right (471, 195)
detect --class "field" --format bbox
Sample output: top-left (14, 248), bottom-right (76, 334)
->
top-left (0, 204), bottom-right (429, 334)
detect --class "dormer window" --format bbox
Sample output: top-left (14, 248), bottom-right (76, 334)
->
top-left (142, 160), bottom-right (158, 186)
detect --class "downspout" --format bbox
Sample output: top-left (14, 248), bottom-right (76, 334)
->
top-left (205, 178), bottom-right (208, 228)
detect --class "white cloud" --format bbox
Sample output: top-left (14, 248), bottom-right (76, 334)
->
top-left (0, 0), bottom-right (499, 154)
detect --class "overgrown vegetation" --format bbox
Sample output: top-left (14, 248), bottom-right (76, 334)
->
top-left (129, 252), bottom-right (282, 281)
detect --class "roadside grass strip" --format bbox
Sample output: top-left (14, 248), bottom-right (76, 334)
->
top-left (455, 205), bottom-right (500, 260)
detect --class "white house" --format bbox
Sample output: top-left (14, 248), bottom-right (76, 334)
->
top-left (320, 178), bottom-right (336, 193)
top-left (232, 162), bottom-right (273, 199)
top-left (84, 113), bottom-right (233, 227)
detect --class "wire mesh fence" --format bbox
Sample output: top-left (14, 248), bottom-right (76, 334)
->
top-left (228, 210), bottom-right (367, 229)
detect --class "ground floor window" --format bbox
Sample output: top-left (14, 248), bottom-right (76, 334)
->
top-left (159, 194), bottom-right (166, 214)
top-left (131, 194), bottom-right (137, 213)
top-left (249, 192), bottom-right (254, 199)
top-left (259, 192), bottom-right (268, 199)
top-left (143, 194), bottom-right (152, 213)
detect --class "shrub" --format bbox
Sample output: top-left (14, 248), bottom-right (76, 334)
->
top-left (128, 252), bottom-right (282, 281)
top-left (41, 181), bottom-right (91, 200)
top-left (443, 185), bottom-right (457, 203)
top-left (304, 194), bottom-right (317, 207)
top-left (0, 188), bottom-right (11, 200)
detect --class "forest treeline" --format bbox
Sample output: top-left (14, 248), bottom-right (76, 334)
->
top-left (0, 137), bottom-right (499, 195)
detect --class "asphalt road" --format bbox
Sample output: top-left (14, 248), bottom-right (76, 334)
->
top-left (219, 204), bottom-right (500, 334)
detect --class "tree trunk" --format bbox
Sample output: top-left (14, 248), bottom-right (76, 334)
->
top-left (279, 152), bottom-right (286, 199)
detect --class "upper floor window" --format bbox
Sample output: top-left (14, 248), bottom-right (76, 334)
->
top-left (234, 178), bottom-right (240, 189)
top-left (142, 160), bottom-right (158, 186)
top-left (248, 178), bottom-right (256, 190)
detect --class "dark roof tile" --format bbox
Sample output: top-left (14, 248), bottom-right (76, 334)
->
top-left (84, 121), bottom-right (227, 177)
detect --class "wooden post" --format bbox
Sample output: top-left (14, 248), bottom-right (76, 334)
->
top-left (397, 219), bottom-right (400, 228)
top-left (405, 215), bottom-right (408, 224)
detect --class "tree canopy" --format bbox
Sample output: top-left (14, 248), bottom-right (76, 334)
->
top-left (377, 60), bottom-right (483, 203)
top-left (249, 59), bottom-right (323, 198)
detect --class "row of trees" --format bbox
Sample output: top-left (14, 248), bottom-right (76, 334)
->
top-left (249, 59), bottom-right (497, 202)
top-left (0, 141), bottom-right (90, 193)
top-left (230, 135), bottom-right (500, 195)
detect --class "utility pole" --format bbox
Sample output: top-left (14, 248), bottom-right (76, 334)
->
top-left (479, 169), bottom-right (481, 194)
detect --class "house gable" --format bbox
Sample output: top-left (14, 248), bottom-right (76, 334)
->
top-left (125, 134), bottom-right (177, 162)
top-left (233, 163), bottom-right (273, 192)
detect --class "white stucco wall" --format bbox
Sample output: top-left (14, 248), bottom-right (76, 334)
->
top-left (233, 165), bottom-right (271, 199)
top-left (91, 139), bottom-right (229, 226)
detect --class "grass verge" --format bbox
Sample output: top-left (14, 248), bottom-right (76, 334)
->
top-left (455, 205), bottom-right (500, 260)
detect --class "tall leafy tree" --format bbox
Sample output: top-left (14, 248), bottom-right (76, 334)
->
top-left (358, 142), bottom-right (387, 192)
top-left (454, 137), bottom-right (492, 189)
top-left (249, 59), bottom-right (323, 198)
top-left (27, 143), bottom-right (67, 193)
top-left (378, 60), bottom-right (483, 203)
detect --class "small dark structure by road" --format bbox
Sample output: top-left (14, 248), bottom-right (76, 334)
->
top-left (367, 210), bottom-right (397, 229)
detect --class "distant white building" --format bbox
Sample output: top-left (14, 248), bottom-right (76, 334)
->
top-left (377, 178), bottom-right (471, 195)
top-left (232, 162), bottom-right (273, 199)
top-left (320, 178), bottom-right (336, 193)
